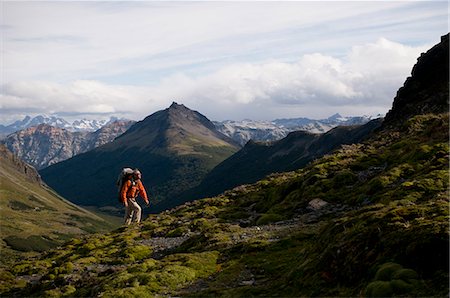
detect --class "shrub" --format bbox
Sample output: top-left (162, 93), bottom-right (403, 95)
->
top-left (365, 280), bottom-right (393, 297)
top-left (374, 263), bottom-right (403, 281)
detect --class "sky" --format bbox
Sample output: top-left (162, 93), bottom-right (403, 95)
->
top-left (0, 1), bottom-right (448, 125)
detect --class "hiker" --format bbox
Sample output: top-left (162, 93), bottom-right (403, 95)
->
top-left (120, 169), bottom-right (150, 225)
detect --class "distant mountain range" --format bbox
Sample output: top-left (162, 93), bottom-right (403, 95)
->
top-left (1, 120), bottom-right (134, 169)
top-left (0, 115), bottom-right (127, 138)
top-left (2, 113), bottom-right (380, 145)
top-left (215, 113), bottom-right (379, 146)
top-left (2, 110), bottom-right (378, 171)
top-left (40, 102), bottom-right (240, 208)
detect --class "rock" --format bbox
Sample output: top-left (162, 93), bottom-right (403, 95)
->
top-left (308, 198), bottom-right (328, 210)
top-left (384, 33), bottom-right (449, 126)
top-left (240, 279), bottom-right (255, 286)
top-left (2, 121), bottom-right (133, 169)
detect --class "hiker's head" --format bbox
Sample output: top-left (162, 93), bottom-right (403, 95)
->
top-left (133, 169), bottom-right (141, 179)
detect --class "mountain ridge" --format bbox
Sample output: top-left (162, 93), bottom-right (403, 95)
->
top-left (1, 33), bottom-right (449, 298)
top-left (39, 102), bottom-right (239, 208)
top-left (1, 120), bottom-right (134, 169)
top-left (0, 144), bottom-right (116, 261)
top-left (172, 118), bottom-right (382, 210)
top-left (0, 115), bottom-right (132, 138)
top-left (214, 114), bottom-right (377, 146)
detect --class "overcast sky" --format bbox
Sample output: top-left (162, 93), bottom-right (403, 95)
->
top-left (0, 1), bottom-right (448, 124)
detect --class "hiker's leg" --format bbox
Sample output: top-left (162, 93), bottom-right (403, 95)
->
top-left (124, 199), bottom-right (134, 225)
top-left (129, 199), bottom-right (142, 223)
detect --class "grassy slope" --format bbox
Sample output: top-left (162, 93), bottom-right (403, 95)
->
top-left (0, 153), bottom-right (117, 264)
top-left (180, 119), bottom-right (382, 204)
top-left (1, 113), bottom-right (448, 297)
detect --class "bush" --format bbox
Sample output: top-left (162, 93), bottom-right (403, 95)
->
top-left (374, 263), bottom-right (403, 281)
top-left (366, 263), bottom-right (420, 297)
top-left (365, 280), bottom-right (393, 297)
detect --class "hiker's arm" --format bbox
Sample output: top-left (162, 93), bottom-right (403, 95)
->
top-left (138, 181), bottom-right (149, 205)
top-left (120, 181), bottom-right (130, 206)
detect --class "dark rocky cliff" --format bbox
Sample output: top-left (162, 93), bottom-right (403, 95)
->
top-left (384, 33), bottom-right (449, 125)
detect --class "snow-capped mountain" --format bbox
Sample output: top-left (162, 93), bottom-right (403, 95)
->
top-left (213, 120), bottom-right (290, 146)
top-left (71, 119), bottom-right (109, 131)
top-left (0, 115), bottom-right (126, 138)
top-left (2, 120), bottom-right (135, 169)
top-left (215, 114), bottom-right (383, 146)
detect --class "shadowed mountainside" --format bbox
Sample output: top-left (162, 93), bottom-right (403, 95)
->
top-left (40, 103), bottom-right (239, 208)
top-left (1, 34), bottom-right (448, 297)
top-left (171, 118), bottom-right (382, 211)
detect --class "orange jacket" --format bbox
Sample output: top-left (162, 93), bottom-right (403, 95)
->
top-left (120, 179), bottom-right (149, 204)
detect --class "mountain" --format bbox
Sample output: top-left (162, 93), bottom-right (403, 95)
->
top-left (2, 34), bottom-right (448, 297)
top-left (39, 102), bottom-right (240, 208)
top-left (0, 115), bottom-right (130, 138)
top-left (384, 34), bottom-right (449, 125)
top-left (175, 118), bottom-right (382, 208)
top-left (214, 120), bottom-right (289, 146)
top-left (0, 144), bottom-right (115, 263)
top-left (215, 114), bottom-right (376, 146)
top-left (0, 115), bottom-right (71, 136)
top-left (1, 120), bottom-right (134, 169)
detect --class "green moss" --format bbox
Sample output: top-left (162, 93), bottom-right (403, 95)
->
top-left (62, 285), bottom-right (77, 297)
top-left (167, 226), bottom-right (188, 237)
top-left (390, 279), bottom-right (414, 294)
top-left (332, 170), bottom-right (358, 188)
top-left (365, 280), bottom-right (393, 297)
top-left (103, 285), bottom-right (156, 298)
top-left (256, 213), bottom-right (286, 225)
top-left (392, 268), bottom-right (418, 281)
top-left (4, 235), bottom-right (59, 252)
top-left (0, 270), bottom-right (16, 293)
top-left (121, 245), bottom-right (152, 263)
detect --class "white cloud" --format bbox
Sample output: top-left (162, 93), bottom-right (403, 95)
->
top-left (2, 1), bottom-right (443, 83)
top-left (0, 1), bottom-right (446, 123)
top-left (0, 80), bottom-right (158, 123)
top-left (151, 38), bottom-right (428, 119)
top-left (1, 38), bottom-right (429, 123)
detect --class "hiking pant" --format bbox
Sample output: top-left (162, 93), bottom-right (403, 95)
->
top-left (124, 197), bottom-right (142, 225)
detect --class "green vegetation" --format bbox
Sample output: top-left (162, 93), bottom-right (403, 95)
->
top-left (1, 113), bottom-right (448, 297)
top-left (0, 146), bottom-right (118, 264)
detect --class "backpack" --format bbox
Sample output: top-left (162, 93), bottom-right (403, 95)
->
top-left (116, 167), bottom-right (134, 202)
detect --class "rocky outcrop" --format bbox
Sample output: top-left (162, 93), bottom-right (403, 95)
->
top-left (2, 120), bottom-right (133, 169)
top-left (384, 34), bottom-right (449, 125)
top-left (0, 144), bottom-right (42, 184)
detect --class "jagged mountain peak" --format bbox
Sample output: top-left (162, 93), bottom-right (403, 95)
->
top-left (327, 113), bottom-right (343, 121)
top-left (117, 103), bottom-right (238, 151)
top-left (169, 101), bottom-right (187, 109)
top-left (384, 33), bottom-right (449, 125)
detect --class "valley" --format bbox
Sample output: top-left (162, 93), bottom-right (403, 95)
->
top-left (0, 33), bottom-right (448, 297)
